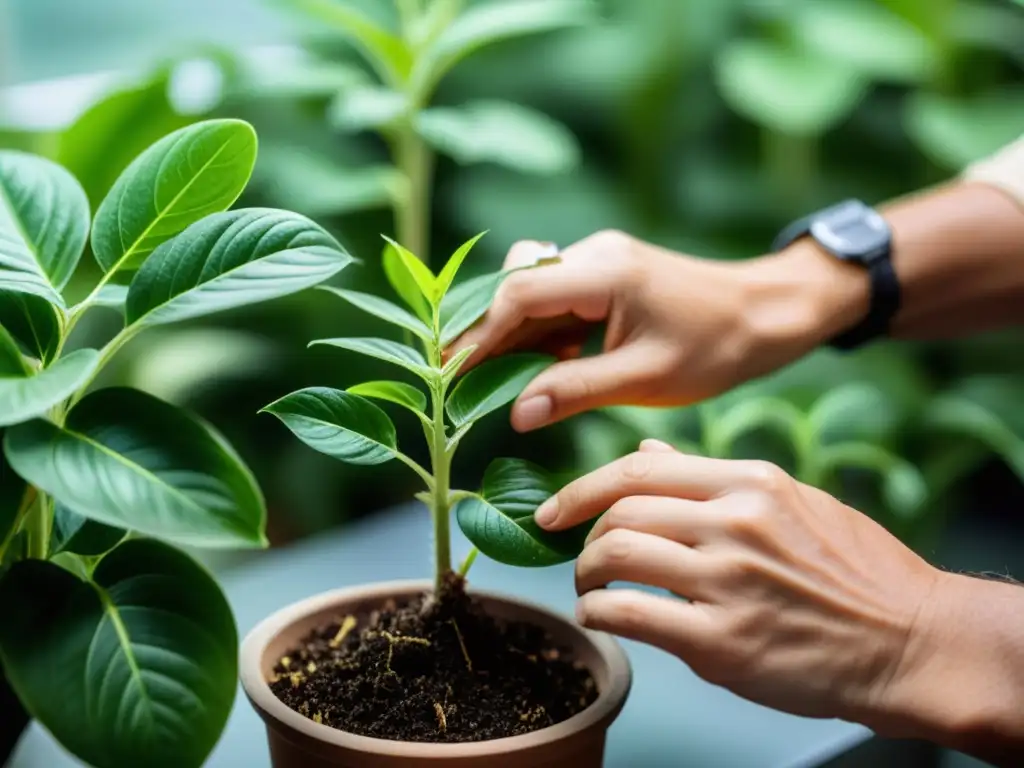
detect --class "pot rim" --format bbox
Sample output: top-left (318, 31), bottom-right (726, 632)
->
top-left (240, 579), bottom-right (632, 758)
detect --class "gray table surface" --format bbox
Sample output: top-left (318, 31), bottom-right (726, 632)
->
top-left (10, 504), bottom-right (870, 768)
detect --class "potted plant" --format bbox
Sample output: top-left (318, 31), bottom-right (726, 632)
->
top-left (0, 118), bottom-right (354, 767)
top-left (243, 233), bottom-right (631, 767)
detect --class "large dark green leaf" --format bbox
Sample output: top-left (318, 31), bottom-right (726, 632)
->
top-left (415, 0), bottom-right (594, 94)
top-left (310, 337), bottom-right (434, 379)
top-left (0, 290), bottom-right (61, 363)
top-left (417, 102), bottom-right (580, 174)
top-left (439, 270), bottom-right (508, 346)
top-left (49, 504), bottom-right (125, 557)
top-left (0, 346), bottom-right (99, 428)
top-left (446, 354), bottom-right (553, 426)
top-left (3, 388), bottom-right (266, 549)
top-left (125, 208), bottom-right (352, 328)
top-left (91, 120), bottom-right (258, 277)
top-left (0, 150), bottom-right (90, 306)
top-left (0, 539), bottom-right (237, 768)
top-left (261, 387), bottom-right (398, 465)
top-left (454, 458), bottom-right (590, 566)
top-left (318, 286), bottom-right (431, 340)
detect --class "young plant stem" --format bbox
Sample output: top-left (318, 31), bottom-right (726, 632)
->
top-left (25, 493), bottom-right (50, 560)
top-left (429, 376), bottom-right (452, 590)
top-left (457, 547), bottom-right (478, 578)
top-left (394, 123), bottom-right (434, 265)
top-left (0, 485), bottom-right (36, 562)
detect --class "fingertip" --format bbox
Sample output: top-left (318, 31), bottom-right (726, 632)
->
top-left (511, 394), bottom-right (553, 433)
top-left (640, 439), bottom-right (676, 453)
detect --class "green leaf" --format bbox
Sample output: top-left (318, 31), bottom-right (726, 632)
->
top-left (383, 242), bottom-right (432, 323)
top-left (3, 388), bottom-right (266, 549)
top-left (92, 284), bottom-right (130, 309)
top-left (310, 337), bottom-right (433, 379)
top-left (0, 290), bottom-right (61, 363)
top-left (435, 232), bottom-right (488, 300)
top-left (441, 345), bottom-right (477, 386)
top-left (904, 89), bottom-right (1024, 170)
top-left (0, 343), bottom-right (99, 428)
top-left (0, 323), bottom-right (28, 377)
top-left (704, 397), bottom-right (805, 459)
top-left (381, 236), bottom-right (436, 302)
top-left (0, 539), bottom-right (237, 768)
top-left (417, 102), bottom-right (580, 174)
top-left (125, 208), bottom-right (352, 328)
top-left (807, 383), bottom-right (898, 446)
top-left (818, 442), bottom-right (927, 519)
top-left (49, 504), bottom-right (125, 557)
top-left (347, 380), bottom-right (427, 416)
top-left (261, 387), bottom-right (398, 465)
top-left (0, 431), bottom-right (25, 551)
top-left (454, 458), bottom-right (591, 567)
top-left (883, 462), bottom-right (928, 519)
top-left (790, 0), bottom-right (938, 84)
top-left (239, 56), bottom-right (368, 100)
top-left (439, 270), bottom-right (508, 346)
top-left (446, 353), bottom-right (553, 427)
top-left (714, 39), bottom-right (867, 135)
top-left (328, 86), bottom-right (408, 132)
top-left (318, 286), bottom-right (431, 340)
top-left (91, 119), bottom-right (258, 277)
top-left (283, 0), bottom-right (413, 86)
top-left (0, 150), bottom-right (90, 306)
top-left (416, 0), bottom-right (595, 95)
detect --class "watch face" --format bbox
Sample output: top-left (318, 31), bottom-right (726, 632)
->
top-left (810, 201), bottom-right (890, 262)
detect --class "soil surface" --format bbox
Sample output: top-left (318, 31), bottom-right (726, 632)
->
top-left (269, 574), bottom-right (598, 742)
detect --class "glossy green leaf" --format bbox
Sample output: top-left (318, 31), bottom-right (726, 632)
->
top-left (91, 120), bottom-right (258, 277)
top-left (0, 150), bottom-right (90, 306)
top-left (383, 242), bottom-right (432, 323)
top-left (0, 323), bottom-right (27, 377)
top-left (715, 39), bottom-right (867, 135)
top-left (446, 354), bottom-right (553, 426)
top-left (91, 284), bottom-right (130, 309)
top-left (310, 337), bottom-right (433, 379)
top-left (284, 0), bottom-right (413, 86)
top-left (0, 539), bottom-right (237, 768)
top-left (904, 90), bottom-right (1024, 170)
top-left (416, 0), bottom-right (595, 94)
top-left (435, 232), bottom-right (488, 301)
top-left (328, 86), bottom-right (408, 132)
top-left (262, 387), bottom-right (398, 465)
top-left (381, 236), bottom-right (436, 302)
top-left (439, 270), bottom-right (508, 346)
top-left (790, 0), bottom-right (938, 83)
top-left (49, 504), bottom-right (125, 557)
top-left (318, 286), bottom-right (431, 340)
top-left (347, 380), bottom-right (427, 416)
top-left (3, 388), bottom-right (266, 549)
top-left (0, 347), bottom-right (99, 428)
top-left (441, 345), bottom-right (477, 386)
top-left (454, 458), bottom-right (591, 567)
top-left (417, 102), bottom-right (580, 174)
top-left (0, 291), bottom-right (61, 363)
top-left (125, 208), bottom-right (352, 328)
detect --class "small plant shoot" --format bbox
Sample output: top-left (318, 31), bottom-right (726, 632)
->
top-left (0, 119), bottom-right (353, 768)
top-left (264, 236), bottom-right (594, 591)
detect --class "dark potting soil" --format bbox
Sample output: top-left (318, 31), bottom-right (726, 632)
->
top-left (269, 574), bottom-right (598, 743)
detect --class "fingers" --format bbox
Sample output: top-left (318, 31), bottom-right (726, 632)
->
top-left (509, 343), bottom-right (661, 432)
top-left (575, 529), bottom-right (714, 600)
top-left (503, 239), bottom-right (559, 270)
top-left (583, 495), bottom-right (712, 547)
top-left (575, 588), bottom-right (714, 657)
top-left (535, 451), bottom-right (759, 530)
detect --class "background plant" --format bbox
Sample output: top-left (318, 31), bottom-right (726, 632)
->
top-left (264, 235), bottom-right (592, 592)
top-left (3, 0), bottom-right (1023, 548)
top-left (0, 118), bottom-right (352, 767)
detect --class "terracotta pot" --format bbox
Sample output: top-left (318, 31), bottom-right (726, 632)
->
top-left (241, 580), bottom-right (632, 768)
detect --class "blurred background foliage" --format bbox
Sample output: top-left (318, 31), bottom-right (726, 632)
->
top-left (2, 0), bottom-right (1024, 554)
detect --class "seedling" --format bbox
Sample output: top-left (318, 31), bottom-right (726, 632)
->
top-left (264, 236), bottom-right (593, 592)
top-left (0, 119), bottom-right (352, 768)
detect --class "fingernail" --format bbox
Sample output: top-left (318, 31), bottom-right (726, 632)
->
top-left (639, 438), bottom-right (675, 453)
top-left (534, 496), bottom-right (558, 528)
top-left (514, 395), bottom-right (552, 432)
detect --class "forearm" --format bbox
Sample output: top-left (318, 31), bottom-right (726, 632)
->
top-left (740, 179), bottom-right (1024, 356)
top-left (865, 572), bottom-right (1024, 766)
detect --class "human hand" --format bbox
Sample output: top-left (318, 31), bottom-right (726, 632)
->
top-left (538, 439), bottom-right (954, 732)
top-left (445, 231), bottom-right (868, 432)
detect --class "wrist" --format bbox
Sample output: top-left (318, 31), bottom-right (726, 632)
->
top-left (736, 240), bottom-right (870, 362)
top-left (869, 571), bottom-right (1024, 761)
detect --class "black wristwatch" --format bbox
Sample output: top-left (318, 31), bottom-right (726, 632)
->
top-left (772, 199), bottom-right (900, 351)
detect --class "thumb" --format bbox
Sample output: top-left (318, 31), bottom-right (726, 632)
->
top-left (510, 345), bottom-right (656, 432)
top-left (639, 438), bottom-right (677, 453)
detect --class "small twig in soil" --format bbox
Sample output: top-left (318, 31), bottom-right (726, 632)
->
top-left (329, 615), bottom-right (358, 649)
top-left (448, 619), bottom-right (473, 672)
top-left (371, 630), bottom-right (431, 676)
top-left (433, 702), bottom-right (447, 733)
